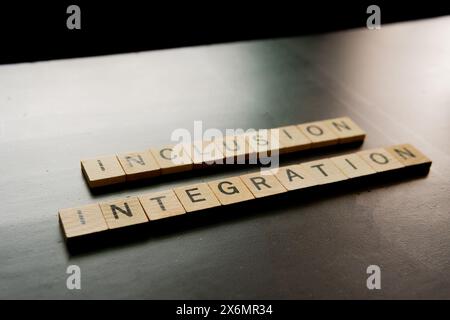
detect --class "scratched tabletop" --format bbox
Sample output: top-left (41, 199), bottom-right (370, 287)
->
top-left (0, 16), bottom-right (449, 299)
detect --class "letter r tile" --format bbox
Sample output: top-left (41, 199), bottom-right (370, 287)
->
top-left (240, 171), bottom-right (287, 198)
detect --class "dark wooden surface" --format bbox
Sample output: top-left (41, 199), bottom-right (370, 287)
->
top-left (1, 17), bottom-right (449, 299)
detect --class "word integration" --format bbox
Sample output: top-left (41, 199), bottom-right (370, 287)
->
top-left (60, 143), bottom-right (431, 240)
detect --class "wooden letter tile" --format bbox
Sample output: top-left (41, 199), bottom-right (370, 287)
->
top-left (208, 176), bottom-right (255, 205)
top-left (301, 158), bottom-right (348, 184)
top-left (214, 135), bottom-right (250, 164)
top-left (271, 164), bottom-right (319, 191)
top-left (99, 197), bottom-right (148, 229)
top-left (202, 140), bottom-right (225, 166)
top-left (184, 141), bottom-right (203, 169)
top-left (297, 120), bottom-right (339, 148)
top-left (186, 140), bottom-right (225, 168)
top-left (330, 153), bottom-right (376, 179)
top-left (246, 129), bottom-right (280, 159)
top-left (150, 144), bottom-right (193, 174)
top-left (240, 171), bottom-right (287, 198)
top-left (117, 150), bottom-right (161, 181)
top-left (324, 117), bottom-right (366, 143)
top-left (173, 183), bottom-right (221, 212)
top-left (59, 203), bottom-right (108, 239)
top-left (139, 189), bottom-right (186, 221)
top-left (358, 148), bottom-right (404, 173)
top-left (276, 125), bottom-right (312, 154)
top-left (81, 155), bottom-right (126, 188)
top-left (386, 144), bottom-right (432, 168)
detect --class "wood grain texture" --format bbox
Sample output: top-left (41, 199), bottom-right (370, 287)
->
top-left (185, 140), bottom-right (225, 168)
top-left (330, 153), bottom-right (376, 179)
top-left (117, 150), bottom-right (161, 181)
top-left (214, 135), bottom-right (250, 164)
top-left (208, 176), bottom-right (255, 205)
top-left (297, 120), bottom-right (339, 148)
top-left (173, 183), bottom-right (221, 212)
top-left (150, 144), bottom-right (193, 174)
top-left (276, 125), bottom-right (312, 154)
top-left (358, 148), bottom-right (404, 173)
top-left (246, 129), bottom-right (280, 159)
top-left (272, 164), bottom-right (319, 191)
top-left (139, 189), bottom-right (186, 221)
top-left (387, 143), bottom-right (432, 167)
top-left (99, 197), bottom-right (149, 229)
top-left (324, 116), bottom-right (366, 143)
top-left (240, 171), bottom-right (287, 198)
top-left (81, 155), bottom-right (126, 188)
top-left (301, 158), bottom-right (348, 184)
top-left (58, 203), bottom-right (108, 238)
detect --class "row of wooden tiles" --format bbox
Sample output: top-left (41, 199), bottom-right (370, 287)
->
top-left (61, 143), bottom-right (431, 239)
top-left (81, 116), bottom-right (366, 188)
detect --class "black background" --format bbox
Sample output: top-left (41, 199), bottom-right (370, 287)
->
top-left (1, 1), bottom-right (450, 64)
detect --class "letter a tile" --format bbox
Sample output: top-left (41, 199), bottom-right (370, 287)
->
top-left (301, 158), bottom-right (348, 184)
top-left (271, 164), bottom-right (319, 191)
